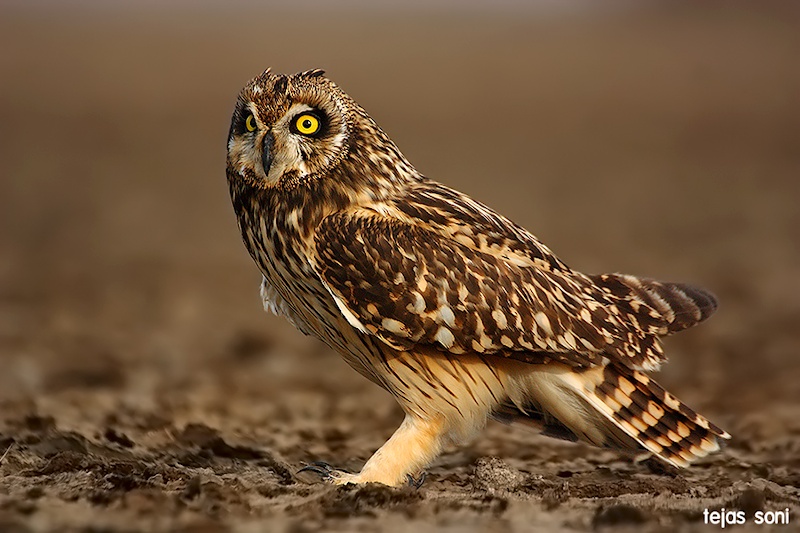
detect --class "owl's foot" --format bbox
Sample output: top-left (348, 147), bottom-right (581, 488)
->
top-left (297, 415), bottom-right (443, 487)
top-left (298, 461), bottom-right (427, 488)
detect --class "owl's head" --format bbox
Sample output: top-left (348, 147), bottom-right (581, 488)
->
top-left (226, 69), bottom-right (350, 189)
top-left (227, 69), bottom-right (419, 199)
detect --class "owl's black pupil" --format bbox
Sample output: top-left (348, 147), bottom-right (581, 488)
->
top-left (303, 119), bottom-right (312, 129)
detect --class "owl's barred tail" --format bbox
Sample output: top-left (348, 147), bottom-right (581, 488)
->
top-left (593, 274), bottom-right (718, 334)
top-left (571, 363), bottom-right (731, 467)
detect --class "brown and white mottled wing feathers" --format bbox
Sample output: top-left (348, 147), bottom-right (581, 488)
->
top-left (311, 183), bottom-right (710, 371)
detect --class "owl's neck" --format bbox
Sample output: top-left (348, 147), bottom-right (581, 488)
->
top-left (230, 176), bottom-right (375, 256)
top-left (231, 147), bottom-right (422, 236)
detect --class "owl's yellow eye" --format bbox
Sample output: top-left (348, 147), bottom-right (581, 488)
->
top-left (245, 113), bottom-right (257, 132)
top-left (293, 113), bottom-right (321, 136)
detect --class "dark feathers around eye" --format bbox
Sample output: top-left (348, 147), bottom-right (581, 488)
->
top-left (229, 102), bottom-right (251, 136)
top-left (289, 109), bottom-right (327, 138)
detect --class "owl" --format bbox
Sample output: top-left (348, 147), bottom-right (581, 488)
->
top-left (225, 68), bottom-right (729, 487)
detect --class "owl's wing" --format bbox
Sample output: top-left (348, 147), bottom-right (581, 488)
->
top-left (311, 195), bottom-right (691, 371)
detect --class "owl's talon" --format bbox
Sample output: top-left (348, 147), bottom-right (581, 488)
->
top-left (297, 461), bottom-right (333, 479)
top-left (297, 461), bottom-right (354, 484)
top-left (406, 472), bottom-right (427, 489)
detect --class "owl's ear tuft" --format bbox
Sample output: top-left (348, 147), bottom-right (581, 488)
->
top-left (299, 68), bottom-right (326, 78)
top-left (273, 75), bottom-right (289, 96)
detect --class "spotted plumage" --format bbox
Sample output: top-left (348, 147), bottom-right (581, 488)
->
top-left (225, 69), bottom-right (730, 487)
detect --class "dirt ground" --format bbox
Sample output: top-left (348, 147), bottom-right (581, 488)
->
top-left (1, 3), bottom-right (799, 532)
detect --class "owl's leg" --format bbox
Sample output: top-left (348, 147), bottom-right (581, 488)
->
top-left (326, 414), bottom-right (445, 487)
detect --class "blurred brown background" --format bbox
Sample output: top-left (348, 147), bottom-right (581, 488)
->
top-left (1, 2), bottom-right (799, 531)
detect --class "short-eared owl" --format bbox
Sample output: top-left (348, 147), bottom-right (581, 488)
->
top-left (225, 68), bottom-right (729, 487)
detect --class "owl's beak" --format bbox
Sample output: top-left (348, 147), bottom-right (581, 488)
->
top-left (262, 131), bottom-right (275, 177)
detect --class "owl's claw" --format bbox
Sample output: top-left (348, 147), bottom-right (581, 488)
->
top-left (297, 461), bottom-right (354, 484)
top-left (297, 460), bottom-right (333, 477)
top-left (406, 471), bottom-right (427, 489)
top-left (298, 462), bottom-right (424, 487)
